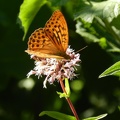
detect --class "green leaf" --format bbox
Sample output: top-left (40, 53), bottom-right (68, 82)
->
top-left (76, 20), bottom-right (100, 43)
top-left (18, 0), bottom-right (47, 40)
top-left (106, 42), bottom-right (120, 53)
top-left (74, 0), bottom-right (120, 23)
top-left (65, 78), bottom-right (71, 97)
top-left (99, 61), bottom-right (120, 78)
top-left (83, 113), bottom-right (107, 120)
top-left (111, 15), bottom-right (120, 30)
top-left (98, 37), bottom-right (107, 49)
top-left (49, 0), bottom-right (69, 6)
top-left (39, 111), bottom-right (76, 120)
top-left (56, 91), bottom-right (67, 98)
top-left (57, 78), bottom-right (70, 98)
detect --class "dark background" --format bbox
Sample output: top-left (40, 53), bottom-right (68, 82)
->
top-left (0, 0), bottom-right (120, 120)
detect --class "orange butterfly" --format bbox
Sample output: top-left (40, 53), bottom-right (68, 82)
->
top-left (25, 10), bottom-right (70, 59)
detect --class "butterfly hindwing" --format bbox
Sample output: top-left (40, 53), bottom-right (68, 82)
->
top-left (27, 28), bottom-right (59, 53)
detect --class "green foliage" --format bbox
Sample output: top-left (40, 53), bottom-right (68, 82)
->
top-left (75, 0), bottom-right (120, 82)
top-left (99, 61), bottom-right (120, 78)
top-left (49, 0), bottom-right (69, 6)
top-left (39, 111), bottom-right (76, 120)
top-left (18, 0), bottom-right (47, 40)
top-left (76, 12), bottom-right (120, 55)
top-left (74, 0), bottom-right (120, 23)
top-left (83, 113), bottom-right (107, 120)
top-left (40, 111), bottom-right (107, 120)
top-left (57, 78), bottom-right (70, 98)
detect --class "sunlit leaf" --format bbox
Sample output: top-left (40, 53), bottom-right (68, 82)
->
top-left (65, 78), bottom-right (71, 97)
top-left (76, 20), bottom-right (100, 43)
top-left (18, 0), bottom-right (47, 40)
top-left (98, 38), bottom-right (107, 49)
top-left (83, 113), bottom-right (107, 120)
top-left (74, 0), bottom-right (120, 23)
top-left (99, 61), bottom-right (120, 78)
top-left (39, 111), bottom-right (76, 120)
top-left (57, 78), bottom-right (70, 98)
top-left (57, 91), bottom-right (67, 98)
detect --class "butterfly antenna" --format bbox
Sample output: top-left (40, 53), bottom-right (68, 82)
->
top-left (75, 46), bottom-right (88, 53)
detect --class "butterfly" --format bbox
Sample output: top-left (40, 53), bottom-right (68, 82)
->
top-left (25, 10), bottom-right (70, 59)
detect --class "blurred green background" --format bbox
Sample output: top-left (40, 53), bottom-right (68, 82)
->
top-left (0, 0), bottom-right (120, 120)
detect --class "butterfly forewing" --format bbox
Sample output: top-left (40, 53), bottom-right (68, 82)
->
top-left (45, 10), bottom-right (68, 52)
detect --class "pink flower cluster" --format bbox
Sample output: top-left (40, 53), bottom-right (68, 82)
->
top-left (27, 46), bottom-right (81, 88)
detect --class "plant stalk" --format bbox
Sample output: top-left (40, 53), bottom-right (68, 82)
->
top-left (59, 78), bottom-right (80, 120)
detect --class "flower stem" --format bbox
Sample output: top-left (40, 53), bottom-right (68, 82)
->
top-left (59, 78), bottom-right (80, 120)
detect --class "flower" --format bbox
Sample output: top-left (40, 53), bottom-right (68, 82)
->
top-left (26, 46), bottom-right (81, 88)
